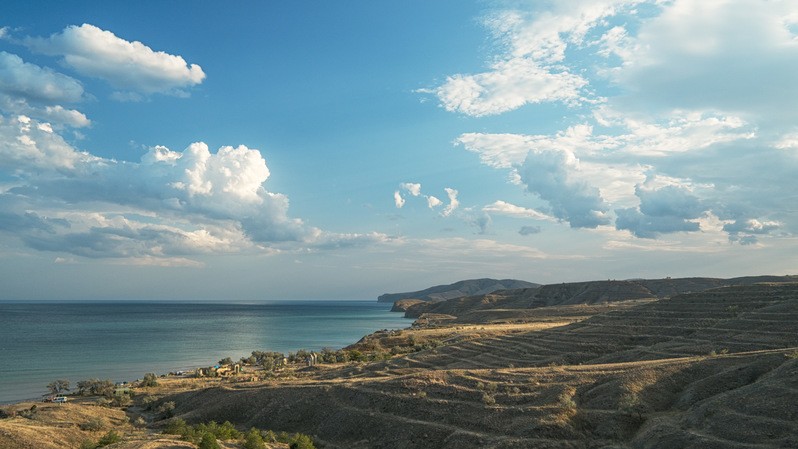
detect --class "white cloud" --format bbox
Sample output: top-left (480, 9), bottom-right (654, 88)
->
top-left (441, 187), bottom-right (459, 217)
top-left (25, 24), bottom-right (205, 97)
top-left (426, 195), bottom-right (442, 208)
top-left (427, 57), bottom-right (587, 117)
top-left (482, 200), bottom-right (551, 220)
top-left (422, 1), bottom-right (649, 116)
top-left (0, 51), bottom-right (84, 103)
top-left (0, 113), bottom-right (388, 261)
top-left (0, 114), bottom-right (94, 170)
top-left (43, 105), bottom-right (90, 128)
top-left (400, 182), bottom-right (421, 196)
top-left (611, 0), bottom-right (798, 123)
top-left (393, 190), bottom-right (405, 208)
top-left (394, 183), bottom-right (457, 216)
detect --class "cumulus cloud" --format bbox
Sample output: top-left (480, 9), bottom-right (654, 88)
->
top-left (614, 179), bottom-right (708, 238)
top-left (25, 24), bottom-right (205, 97)
top-left (43, 105), bottom-right (90, 128)
top-left (393, 183), bottom-right (457, 216)
top-left (433, 0), bottom-right (798, 250)
top-left (426, 195), bottom-right (442, 208)
top-left (393, 190), bottom-right (405, 208)
top-left (0, 114), bottom-right (386, 262)
top-left (519, 149), bottom-right (609, 228)
top-left (0, 52), bottom-right (91, 128)
top-left (0, 114), bottom-right (94, 170)
top-left (0, 51), bottom-right (84, 103)
top-left (400, 182), bottom-right (421, 196)
top-left (482, 200), bottom-right (551, 220)
top-left (611, 0), bottom-right (798, 123)
top-left (441, 187), bottom-right (459, 217)
top-left (723, 218), bottom-right (781, 245)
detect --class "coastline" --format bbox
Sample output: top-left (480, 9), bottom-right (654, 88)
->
top-left (0, 300), bottom-right (411, 405)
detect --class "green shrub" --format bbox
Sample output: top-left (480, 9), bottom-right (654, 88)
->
top-left (198, 432), bottom-right (221, 449)
top-left (97, 430), bottom-right (121, 447)
top-left (289, 433), bottom-right (316, 449)
top-left (243, 427), bottom-right (266, 449)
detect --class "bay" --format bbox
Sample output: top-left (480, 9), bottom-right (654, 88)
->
top-left (0, 300), bottom-right (410, 403)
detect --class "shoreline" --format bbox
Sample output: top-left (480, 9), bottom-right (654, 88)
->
top-left (0, 302), bottom-right (412, 406)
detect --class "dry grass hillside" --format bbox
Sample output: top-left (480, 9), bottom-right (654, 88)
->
top-left (2, 281), bottom-right (797, 448)
top-left (163, 282), bottom-right (798, 448)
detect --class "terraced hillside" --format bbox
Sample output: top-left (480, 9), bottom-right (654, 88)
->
top-left (162, 283), bottom-right (798, 449)
top-left (400, 276), bottom-right (798, 320)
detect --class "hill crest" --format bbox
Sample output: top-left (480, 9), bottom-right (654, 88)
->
top-left (377, 278), bottom-right (540, 303)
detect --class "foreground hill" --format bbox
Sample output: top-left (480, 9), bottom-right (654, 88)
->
top-left (377, 278), bottom-right (540, 303)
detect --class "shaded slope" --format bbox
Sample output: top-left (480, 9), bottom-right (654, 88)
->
top-left (377, 278), bottom-right (540, 303)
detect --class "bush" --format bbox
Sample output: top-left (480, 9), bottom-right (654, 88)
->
top-left (198, 432), bottom-right (221, 449)
top-left (113, 393), bottom-right (132, 407)
top-left (195, 420), bottom-right (240, 440)
top-left (218, 357), bottom-right (234, 365)
top-left (156, 401), bottom-right (176, 418)
top-left (164, 417), bottom-right (189, 435)
top-left (79, 439), bottom-right (97, 449)
top-left (289, 433), bottom-right (316, 449)
top-left (243, 427), bottom-right (266, 449)
top-left (80, 417), bottom-right (106, 431)
top-left (142, 373), bottom-right (158, 387)
top-left (97, 430), bottom-right (121, 447)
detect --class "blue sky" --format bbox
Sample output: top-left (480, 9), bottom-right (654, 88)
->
top-left (1, 1), bottom-right (796, 300)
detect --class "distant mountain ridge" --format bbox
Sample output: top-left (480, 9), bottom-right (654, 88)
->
top-left (377, 278), bottom-right (540, 303)
top-left (397, 275), bottom-right (798, 319)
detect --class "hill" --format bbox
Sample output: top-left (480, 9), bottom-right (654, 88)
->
top-left (377, 278), bottom-right (540, 303)
top-left (400, 275), bottom-right (798, 320)
top-left (3, 277), bottom-right (797, 448)
top-left (166, 282), bottom-right (798, 448)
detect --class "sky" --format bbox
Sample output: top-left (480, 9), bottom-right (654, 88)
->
top-left (1, 0), bottom-right (797, 301)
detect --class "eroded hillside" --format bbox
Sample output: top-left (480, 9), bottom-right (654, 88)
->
top-left (161, 283), bottom-right (798, 448)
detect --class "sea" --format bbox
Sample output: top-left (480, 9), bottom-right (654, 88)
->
top-left (0, 300), bottom-right (411, 404)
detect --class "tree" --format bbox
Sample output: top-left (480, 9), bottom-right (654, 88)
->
top-left (77, 379), bottom-right (115, 397)
top-left (47, 379), bottom-right (70, 395)
top-left (218, 357), bottom-right (234, 366)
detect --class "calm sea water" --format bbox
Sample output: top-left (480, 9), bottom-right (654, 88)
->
top-left (0, 300), bottom-right (410, 404)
